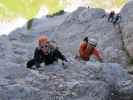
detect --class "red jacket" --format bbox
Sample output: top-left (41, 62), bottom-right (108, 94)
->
top-left (79, 42), bottom-right (102, 61)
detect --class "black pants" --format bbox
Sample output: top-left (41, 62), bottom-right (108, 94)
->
top-left (27, 59), bottom-right (43, 69)
top-left (108, 17), bottom-right (114, 22)
top-left (113, 18), bottom-right (119, 25)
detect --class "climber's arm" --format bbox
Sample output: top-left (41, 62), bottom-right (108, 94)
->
top-left (54, 49), bottom-right (67, 62)
top-left (34, 48), bottom-right (42, 67)
top-left (93, 48), bottom-right (103, 62)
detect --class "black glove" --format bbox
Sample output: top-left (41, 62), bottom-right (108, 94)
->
top-left (62, 59), bottom-right (69, 69)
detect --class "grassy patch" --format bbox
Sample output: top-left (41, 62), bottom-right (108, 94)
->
top-left (121, 45), bottom-right (133, 65)
top-left (46, 10), bottom-right (65, 17)
top-left (128, 57), bottom-right (133, 65)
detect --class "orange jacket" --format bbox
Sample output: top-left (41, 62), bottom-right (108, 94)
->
top-left (79, 42), bottom-right (102, 61)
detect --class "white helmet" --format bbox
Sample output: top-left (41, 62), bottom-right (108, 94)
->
top-left (88, 38), bottom-right (97, 47)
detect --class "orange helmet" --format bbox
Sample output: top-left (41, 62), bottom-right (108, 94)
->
top-left (38, 35), bottom-right (49, 46)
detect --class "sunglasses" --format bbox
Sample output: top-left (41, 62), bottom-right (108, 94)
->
top-left (41, 44), bottom-right (48, 49)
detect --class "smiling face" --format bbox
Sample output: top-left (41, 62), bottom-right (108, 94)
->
top-left (40, 43), bottom-right (49, 54)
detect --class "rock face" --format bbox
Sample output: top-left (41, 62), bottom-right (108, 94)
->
top-left (54, 7), bottom-right (128, 65)
top-left (0, 59), bottom-right (133, 100)
top-left (120, 1), bottom-right (133, 58)
top-left (0, 2), bottom-right (133, 100)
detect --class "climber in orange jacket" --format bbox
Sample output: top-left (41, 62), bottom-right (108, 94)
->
top-left (27, 35), bottom-right (67, 69)
top-left (76, 37), bottom-right (103, 62)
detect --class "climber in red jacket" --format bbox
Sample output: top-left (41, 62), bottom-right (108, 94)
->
top-left (76, 37), bottom-right (103, 62)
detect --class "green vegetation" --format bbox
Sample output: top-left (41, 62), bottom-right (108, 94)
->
top-left (122, 46), bottom-right (133, 65)
top-left (0, 0), bottom-right (127, 21)
top-left (128, 57), bottom-right (133, 65)
top-left (27, 18), bottom-right (34, 30)
top-left (0, 0), bottom-right (65, 20)
top-left (88, 0), bottom-right (127, 9)
top-left (46, 10), bottom-right (65, 17)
